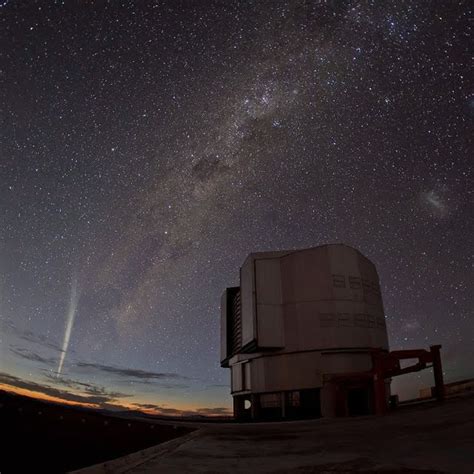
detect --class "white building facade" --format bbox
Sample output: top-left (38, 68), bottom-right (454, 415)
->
top-left (221, 244), bottom-right (390, 419)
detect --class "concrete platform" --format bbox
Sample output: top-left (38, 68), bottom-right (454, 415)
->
top-left (76, 395), bottom-right (474, 473)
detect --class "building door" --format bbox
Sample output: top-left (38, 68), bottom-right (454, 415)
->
top-left (299, 389), bottom-right (321, 418)
top-left (347, 387), bottom-right (370, 416)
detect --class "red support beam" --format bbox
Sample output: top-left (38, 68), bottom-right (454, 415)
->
top-left (372, 353), bottom-right (387, 415)
top-left (372, 345), bottom-right (445, 412)
top-left (327, 345), bottom-right (444, 415)
top-left (430, 345), bottom-right (445, 401)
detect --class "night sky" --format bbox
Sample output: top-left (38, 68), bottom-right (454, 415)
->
top-left (1, 1), bottom-right (472, 415)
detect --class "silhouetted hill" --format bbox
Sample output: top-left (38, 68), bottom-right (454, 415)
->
top-left (0, 389), bottom-right (193, 473)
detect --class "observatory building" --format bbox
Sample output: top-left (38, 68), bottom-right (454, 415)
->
top-left (221, 244), bottom-right (444, 420)
top-left (221, 244), bottom-right (389, 419)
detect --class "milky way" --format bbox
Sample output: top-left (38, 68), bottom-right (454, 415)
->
top-left (1, 1), bottom-right (472, 413)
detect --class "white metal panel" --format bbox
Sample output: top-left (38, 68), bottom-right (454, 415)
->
top-left (255, 258), bottom-right (284, 348)
top-left (255, 257), bottom-right (282, 304)
top-left (280, 247), bottom-right (333, 303)
top-left (226, 244), bottom-right (391, 401)
top-left (220, 290), bottom-right (228, 363)
top-left (256, 305), bottom-right (284, 347)
top-left (279, 245), bottom-right (389, 352)
top-left (240, 256), bottom-right (256, 346)
top-left (321, 352), bottom-right (372, 373)
top-left (231, 364), bottom-right (243, 392)
top-left (327, 244), bottom-right (359, 301)
top-left (244, 362), bottom-right (251, 390)
top-left (282, 299), bottom-right (388, 351)
top-left (250, 352), bottom-right (323, 393)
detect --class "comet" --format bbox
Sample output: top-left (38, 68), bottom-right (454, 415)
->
top-left (57, 277), bottom-right (80, 377)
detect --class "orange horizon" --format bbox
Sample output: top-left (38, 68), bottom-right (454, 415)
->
top-left (0, 383), bottom-right (231, 417)
top-left (0, 383), bottom-right (99, 409)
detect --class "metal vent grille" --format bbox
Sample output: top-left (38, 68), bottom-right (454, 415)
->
top-left (229, 289), bottom-right (242, 356)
